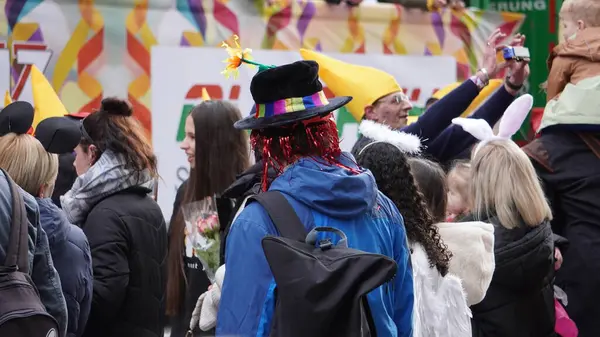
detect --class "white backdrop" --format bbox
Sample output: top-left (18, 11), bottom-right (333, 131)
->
top-left (150, 47), bottom-right (456, 219)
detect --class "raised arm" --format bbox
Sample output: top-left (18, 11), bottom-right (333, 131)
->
top-left (420, 34), bottom-right (530, 164)
top-left (401, 29), bottom-right (508, 148)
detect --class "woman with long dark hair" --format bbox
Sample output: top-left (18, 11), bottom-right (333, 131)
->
top-left (356, 133), bottom-right (471, 336)
top-left (167, 100), bottom-right (250, 337)
top-left (61, 98), bottom-right (167, 337)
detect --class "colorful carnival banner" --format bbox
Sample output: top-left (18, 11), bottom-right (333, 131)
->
top-left (0, 0), bottom-right (524, 218)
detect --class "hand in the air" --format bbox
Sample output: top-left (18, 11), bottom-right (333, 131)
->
top-left (480, 29), bottom-right (508, 78)
top-left (505, 34), bottom-right (530, 86)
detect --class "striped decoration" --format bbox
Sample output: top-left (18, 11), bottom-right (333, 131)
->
top-left (255, 90), bottom-right (329, 118)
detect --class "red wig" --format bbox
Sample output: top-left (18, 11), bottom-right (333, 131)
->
top-left (251, 114), bottom-right (359, 190)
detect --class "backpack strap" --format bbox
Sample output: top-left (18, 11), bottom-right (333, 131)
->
top-left (250, 191), bottom-right (307, 242)
top-left (578, 133), bottom-right (600, 159)
top-left (522, 138), bottom-right (554, 173)
top-left (2, 169), bottom-right (29, 273)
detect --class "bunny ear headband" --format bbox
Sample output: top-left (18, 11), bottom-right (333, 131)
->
top-left (358, 120), bottom-right (422, 156)
top-left (452, 94), bottom-right (533, 155)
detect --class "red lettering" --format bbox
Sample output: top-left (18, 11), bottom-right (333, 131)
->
top-left (228, 84), bottom-right (240, 100)
top-left (185, 84), bottom-right (241, 100)
top-left (323, 87), bottom-right (335, 99)
top-left (11, 43), bottom-right (48, 99)
top-left (410, 88), bottom-right (420, 102)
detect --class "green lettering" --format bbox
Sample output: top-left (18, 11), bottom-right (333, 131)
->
top-left (335, 106), bottom-right (358, 138)
top-left (176, 105), bottom-right (194, 142)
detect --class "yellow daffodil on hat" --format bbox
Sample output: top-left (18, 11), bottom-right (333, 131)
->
top-left (432, 79), bottom-right (503, 117)
top-left (220, 35), bottom-right (257, 79)
top-left (299, 49), bottom-right (403, 122)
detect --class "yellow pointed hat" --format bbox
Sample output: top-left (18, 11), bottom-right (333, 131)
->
top-left (4, 90), bottom-right (12, 107)
top-left (201, 87), bottom-right (211, 101)
top-left (300, 49), bottom-right (402, 121)
top-left (432, 79), bottom-right (503, 117)
top-left (30, 65), bottom-right (68, 130)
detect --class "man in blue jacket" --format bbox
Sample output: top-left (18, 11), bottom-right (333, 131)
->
top-left (217, 59), bottom-right (414, 337)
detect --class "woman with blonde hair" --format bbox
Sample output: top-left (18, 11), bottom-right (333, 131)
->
top-left (453, 95), bottom-right (556, 337)
top-left (0, 117), bottom-right (94, 337)
top-left (0, 104), bottom-right (90, 337)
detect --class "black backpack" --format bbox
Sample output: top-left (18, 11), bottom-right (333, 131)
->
top-left (250, 191), bottom-right (398, 337)
top-left (0, 171), bottom-right (60, 337)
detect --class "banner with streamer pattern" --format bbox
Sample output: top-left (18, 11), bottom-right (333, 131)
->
top-left (0, 0), bottom-right (524, 137)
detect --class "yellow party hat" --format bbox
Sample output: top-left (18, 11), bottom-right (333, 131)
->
top-left (4, 90), bottom-right (12, 107)
top-left (30, 65), bottom-right (69, 130)
top-left (201, 87), bottom-right (211, 101)
top-left (432, 79), bottom-right (503, 117)
top-left (300, 49), bottom-right (402, 122)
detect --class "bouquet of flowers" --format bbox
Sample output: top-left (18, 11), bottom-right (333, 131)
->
top-left (182, 196), bottom-right (221, 282)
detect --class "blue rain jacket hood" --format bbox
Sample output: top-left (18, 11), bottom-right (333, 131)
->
top-left (217, 153), bottom-right (414, 337)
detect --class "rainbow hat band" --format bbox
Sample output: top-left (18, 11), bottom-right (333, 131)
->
top-left (234, 60), bottom-right (352, 130)
top-left (255, 90), bottom-right (330, 118)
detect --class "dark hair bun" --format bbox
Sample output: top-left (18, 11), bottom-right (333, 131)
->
top-left (101, 97), bottom-right (133, 117)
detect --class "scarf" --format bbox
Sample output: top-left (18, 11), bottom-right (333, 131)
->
top-left (61, 150), bottom-right (154, 225)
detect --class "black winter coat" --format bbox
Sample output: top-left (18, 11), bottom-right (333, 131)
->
top-left (81, 186), bottom-right (168, 337)
top-left (524, 131), bottom-right (600, 337)
top-left (465, 215), bottom-right (556, 337)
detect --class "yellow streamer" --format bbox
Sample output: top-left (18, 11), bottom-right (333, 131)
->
top-left (341, 10), bottom-right (364, 53)
top-left (52, 20), bottom-right (91, 91)
top-left (51, 0), bottom-right (104, 111)
top-left (125, 0), bottom-right (156, 111)
top-left (4, 90), bottom-right (12, 107)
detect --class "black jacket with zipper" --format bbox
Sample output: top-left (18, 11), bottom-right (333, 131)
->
top-left (81, 186), bottom-right (168, 337)
top-left (462, 215), bottom-right (556, 337)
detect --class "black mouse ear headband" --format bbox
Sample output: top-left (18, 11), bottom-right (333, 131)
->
top-left (0, 101), bottom-right (34, 136)
top-left (0, 101), bottom-right (81, 154)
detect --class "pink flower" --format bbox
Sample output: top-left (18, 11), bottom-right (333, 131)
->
top-left (196, 218), bottom-right (208, 234)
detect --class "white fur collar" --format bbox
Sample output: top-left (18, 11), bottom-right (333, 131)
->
top-left (411, 243), bottom-right (472, 337)
top-left (436, 221), bottom-right (495, 306)
top-left (358, 120), bottom-right (422, 155)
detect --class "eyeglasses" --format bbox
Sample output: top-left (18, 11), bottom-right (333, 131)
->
top-left (377, 93), bottom-right (409, 105)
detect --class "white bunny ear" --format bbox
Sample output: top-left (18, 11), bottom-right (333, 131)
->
top-left (452, 117), bottom-right (495, 141)
top-left (497, 94), bottom-right (533, 139)
top-left (358, 120), bottom-right (422, 154)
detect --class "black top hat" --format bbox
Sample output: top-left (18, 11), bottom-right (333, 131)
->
top-left (0, 101), bottom-right (34, 136)
top-left (234, 60), bottom-right (352, 130)
top-left (35, 117), bottom-right (81, 154)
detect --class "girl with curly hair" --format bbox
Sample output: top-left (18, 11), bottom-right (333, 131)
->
top-left (356, 122), bottom-right (470, 336)
top-left (408, 157), bottom-right (495, 307)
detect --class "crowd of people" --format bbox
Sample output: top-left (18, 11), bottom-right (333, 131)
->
top-left (0, 0), bottom-right (599, 336)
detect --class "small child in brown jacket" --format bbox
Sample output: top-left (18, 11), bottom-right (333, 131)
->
top-left (546, 0), bottom-right (600, 102)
